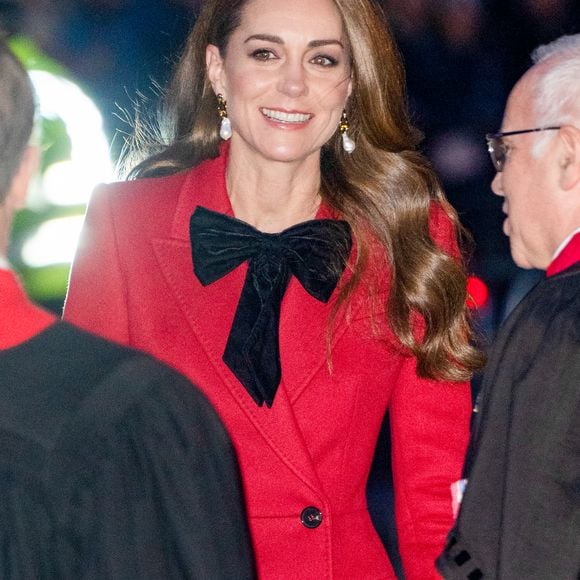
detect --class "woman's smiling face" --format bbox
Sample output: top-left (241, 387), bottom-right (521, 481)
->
top-left (206, 0), bottom-right (352, 165)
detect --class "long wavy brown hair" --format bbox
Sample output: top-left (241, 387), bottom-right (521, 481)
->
top-left (126, 0), bottom-right (484, 381)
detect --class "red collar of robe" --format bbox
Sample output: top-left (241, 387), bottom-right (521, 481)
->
top-left (0, 269), bottom-right (55, 349)
top-left (546, 232), bottom-right (580, 277)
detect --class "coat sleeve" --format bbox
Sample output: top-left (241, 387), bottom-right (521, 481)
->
top-left (390, 204), bottom-right (472, 579)
top-left (390, 364), bottom-right (471, 579)
top-left (64, 185), bottom-right (130, 344)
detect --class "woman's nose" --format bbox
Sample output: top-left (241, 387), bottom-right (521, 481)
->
top-left (277, 61), bottom-right (308, 98)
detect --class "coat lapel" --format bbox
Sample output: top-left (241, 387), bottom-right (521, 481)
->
top-left (151, 149), bottom-right (335, 493)
top-left (278, 273), bottom-right (364, 404)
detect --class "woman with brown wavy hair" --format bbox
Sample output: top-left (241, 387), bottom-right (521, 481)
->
top-left (65, 0), bottom-right (483, 577)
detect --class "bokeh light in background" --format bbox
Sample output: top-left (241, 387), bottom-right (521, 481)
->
top-left (466, 276), bottom-right (490, 310)
top-left (8, 35), bottom-right (113, 309)
top-left (28, 69), bottom-right (112, 206)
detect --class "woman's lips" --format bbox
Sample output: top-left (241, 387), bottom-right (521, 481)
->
top-left (260, 107), bottom-right (312, 124)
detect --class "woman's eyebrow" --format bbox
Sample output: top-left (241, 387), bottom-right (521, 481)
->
top-left (244, 34), bottom-right (344, 49)
top-left (244, 34), bottom-right (283, 44)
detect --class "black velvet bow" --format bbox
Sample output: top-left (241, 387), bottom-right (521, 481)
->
top-left (189, 206), bottom-right (352, 407)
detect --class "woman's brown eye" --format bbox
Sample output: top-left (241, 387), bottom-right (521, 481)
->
top-left (251, 49), bottom-right (275, 61)
top-left (312, 55), bottom-right (338, 67)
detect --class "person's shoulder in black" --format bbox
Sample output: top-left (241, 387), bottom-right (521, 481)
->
top-left (0, 321), bottom-right (255, 580)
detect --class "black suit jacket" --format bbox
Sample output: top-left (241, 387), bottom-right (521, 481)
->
top-left (437, 264), bottom-right (580, 579)
top-left (0, 321), bottom-right (255, 579)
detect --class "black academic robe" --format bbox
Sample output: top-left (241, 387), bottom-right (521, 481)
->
top-left (0, 270), bottom-right (255, 579)
top-left (437, 263), bottom-right (580, 579)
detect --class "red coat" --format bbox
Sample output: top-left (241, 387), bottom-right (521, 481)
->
top-left (64, 150), bottom-right (471, 579)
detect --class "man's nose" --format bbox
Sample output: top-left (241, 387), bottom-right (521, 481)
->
top-left (491, 171), bottom-right (504, 197)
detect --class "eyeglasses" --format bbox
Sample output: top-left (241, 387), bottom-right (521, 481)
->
top-left (485, 127), bottom-right (561, 172)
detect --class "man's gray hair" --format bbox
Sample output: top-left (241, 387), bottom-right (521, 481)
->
top-left (0, 41), bottom-right (34, 202)
top-left (529, 34), bottom-right (580, 155)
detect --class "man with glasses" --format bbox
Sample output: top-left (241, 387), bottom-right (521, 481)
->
top-left (437, 34), bottom-right (580, 579)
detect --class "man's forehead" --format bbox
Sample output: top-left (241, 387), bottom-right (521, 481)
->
top-left (502, 72), bottom-right (536, 130)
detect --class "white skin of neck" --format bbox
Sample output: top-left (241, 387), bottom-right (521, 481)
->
top-left (226, 144), bottom-right (323, 232)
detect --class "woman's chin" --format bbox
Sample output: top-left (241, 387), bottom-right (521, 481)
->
top-left (253, 142), bottom-right (320, 165)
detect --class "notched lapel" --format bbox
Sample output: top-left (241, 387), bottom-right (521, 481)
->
top-left (279, 276), bottom-right (365, 405)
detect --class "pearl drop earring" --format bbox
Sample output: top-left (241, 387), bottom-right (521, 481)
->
top-left (217, 93), bottom-right (232, 140)
top-left (339, 111), bottom-right (355, 153)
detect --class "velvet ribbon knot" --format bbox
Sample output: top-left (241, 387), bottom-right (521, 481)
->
top-left (189, 206), bottom-right (352, 407)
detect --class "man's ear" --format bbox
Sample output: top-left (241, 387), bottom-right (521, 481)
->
top-left (6, 146), bottom-right (39, 209)
top-left (558, 125), bottom-right (580, 191)
top-left (206, 44), bottom-right (226, 97)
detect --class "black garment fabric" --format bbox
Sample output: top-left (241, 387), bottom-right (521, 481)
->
top-left (437, 265), bottom-right (580, 579)
top-left (190, 206), bottom-right (352, 408)
top-left (0, 322), bottom-right (255, 579)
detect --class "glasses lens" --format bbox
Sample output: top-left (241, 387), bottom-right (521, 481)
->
top-left (487, 136), bottom-right (506, 172)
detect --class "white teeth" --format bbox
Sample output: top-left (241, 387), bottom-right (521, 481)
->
top-left (261, 108), bottom-right (311, 123)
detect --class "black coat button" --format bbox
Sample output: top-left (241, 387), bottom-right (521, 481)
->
top-left (301, 506), bottom-right (323, 529)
